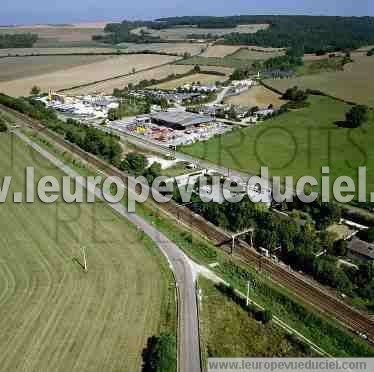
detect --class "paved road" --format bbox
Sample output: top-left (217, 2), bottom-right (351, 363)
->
top-left (207, 86), bottom-right (231, 106)
top-left (14, 130), bottom-right (201, 372)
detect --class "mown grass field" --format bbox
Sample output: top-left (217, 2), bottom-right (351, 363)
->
top-left (225, 85), bottom-right (285, 108)
top-left (0, 133), bottom-right (174, 371)
top-left (267, 54), bottom-right (374, 107)
top-left (181, 95), bottom-right (374, 197)
top-left (0, 54), bottom-right (177, 96)
top-left (198, 278), bottom-right (314, 369)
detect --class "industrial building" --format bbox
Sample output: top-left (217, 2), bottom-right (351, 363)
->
top-left (151, 111), bottom-right (214, 130)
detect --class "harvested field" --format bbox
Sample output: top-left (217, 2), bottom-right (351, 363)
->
top-left (0, 133), bottom-right (174, 372)
top-left (0, 47), bottom-right (117, 57)
top-left (0, 26), bottom-right (106, 48)
top-left (117, 42), bottom-right (207, 56)
top-left (230, 47), bottom-right (285, 60)
top-left (266, 55), bottom-right (374, 107)
top-left (151, 73), bottom-right (227, 90)
top-left (65, 64), bottom-right (192, 95)
top-left (0, 54), bottom-right (178, 96)
top-left (225, 85), bottom-right (285, 108)
top-left (0, 55), bottom-right (114, 82)
top-left (201, 45), bottom-right (243, 58)
top-left (131, 24), bottom-right (269, 40)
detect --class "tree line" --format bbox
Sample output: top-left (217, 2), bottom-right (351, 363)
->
top-left (173, 184), bottom-right (374, 310)
top-left (0, 33), bottom-right (38, 48)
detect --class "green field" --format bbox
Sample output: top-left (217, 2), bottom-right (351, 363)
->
top-left (0, 133), bottom-right (174, 371)
top-left (267, 54), bottom-right (374, 107)
top-left (198, 278), bottom-right (313, 368)
top-left (181, 95), bottom-right (374, 196)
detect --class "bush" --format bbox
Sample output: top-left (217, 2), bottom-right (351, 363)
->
top-left (345, 105), bottom-right (369, 128)
top-left (0, 117), bottom-right (7, 132)
top-left (143, 333), bottom-right (177, 372)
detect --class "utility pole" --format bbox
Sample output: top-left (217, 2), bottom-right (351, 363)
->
top-left (82, 246), bottom-right (88, 272)
top-left (246, 280), bottom-right (250, 306)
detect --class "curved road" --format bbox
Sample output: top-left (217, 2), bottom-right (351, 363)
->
top-left (14, 130), bottom-right (201, 372)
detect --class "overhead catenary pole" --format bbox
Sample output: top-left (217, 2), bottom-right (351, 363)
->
top-left (82, 246), bottom-right (87, 272)
top-left (246, 281), bottom-right (250, 306)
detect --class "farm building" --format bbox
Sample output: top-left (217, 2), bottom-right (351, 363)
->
top-left (151, 111), bottom-right (214, 130)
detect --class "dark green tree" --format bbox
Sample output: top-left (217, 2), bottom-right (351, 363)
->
top-left (0, 117), bottom-right (7, 132)
top-left (345, 105), bottom-right (369, 128)
top-left (30, 86), bottom-right (41, 96)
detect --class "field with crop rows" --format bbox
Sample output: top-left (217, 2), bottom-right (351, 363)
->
top-left (0, 133), bottom-right (174, 372)
top-left (65, 64), bottom-right (192, 94)
top-left (0, 54), bottom-right (178, 96)
top-left (0, 55), bottom-right (114, 82)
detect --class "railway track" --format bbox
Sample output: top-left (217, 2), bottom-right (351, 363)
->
top-left (3, 104), bottom-right (374, 345)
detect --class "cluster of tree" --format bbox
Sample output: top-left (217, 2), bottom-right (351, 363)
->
top-left (263, 47), bottom-right (304, 71)
top-left (174, 193), bottom-right (266, 233)
top-left (286, 199), bottom-right (342, 230)
top-left (142, 333), bottom-right (177, 372)
top-left (0, 33), bottom-right (38, 48)
top-left (0, 117), bottom-right (7, 132)
top-left (64, 119), bottom-right (122, 164)
top-left (358, 227), bottom-right (374, 243)
top-left (216, 283), bottom-right (273, 324)
top-left (100, 16), bottom-right (374, 52)
top-left (175, 185), bottom-right (374, 304)
top-left (282, 86), bottom-right (308, 102)
top-left (0, 94), bottom-right (122, 166)
top-left (344, 105), bottom-right (369, 128)
top-left (282, 86), bottom-right (309, 109)
top-left (230, 67), bottom-right (254, 81)
top-left (220, 15), bottom-right (374, 53)
top-left (119, 153), bottom-right (162, 185)
top-left (253, 207), bottom-right (374, 303)
top-left (92, 21), bottom-right (161, 44)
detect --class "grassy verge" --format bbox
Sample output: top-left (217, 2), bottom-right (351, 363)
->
top-left (198, 277), bottom-right (315, 370)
